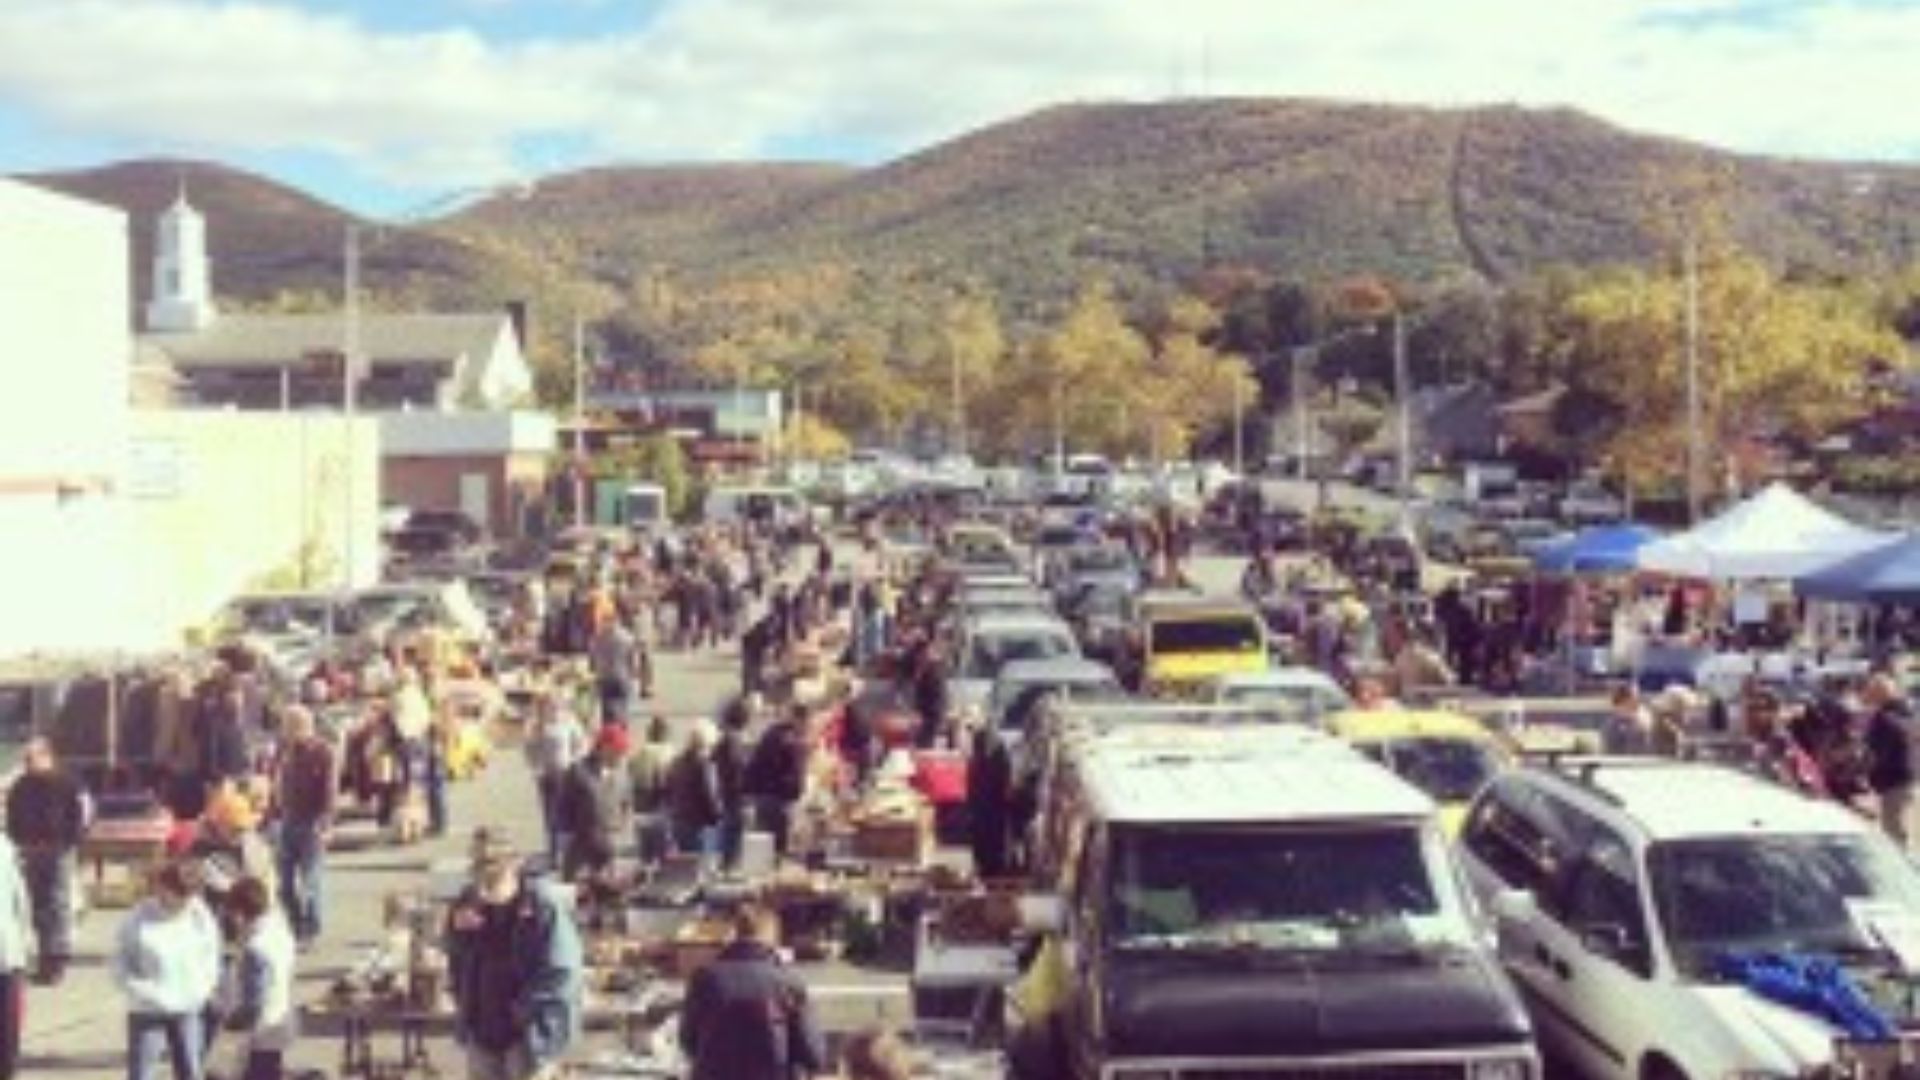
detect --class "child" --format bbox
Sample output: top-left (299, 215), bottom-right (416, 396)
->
top-left (219, 876), bottom-right (296, 1080)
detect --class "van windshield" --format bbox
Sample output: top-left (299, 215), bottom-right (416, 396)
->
top-left (1150, 617), bottom-right (1262, 654)
top-left (1108, 824), bottom-right (1476, 954)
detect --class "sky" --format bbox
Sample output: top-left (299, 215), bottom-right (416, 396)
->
top-left (0, 0), bottom-right (1916, 216)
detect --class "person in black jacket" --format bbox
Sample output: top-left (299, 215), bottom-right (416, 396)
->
top-left (966, 725), bottom-right (1013, 880)
top-left (745, 705), bottom-right (810, 858)
top-left (680, 905), bottom-right (825, 1080)
top-left (1864, 675), bottom-right (1916, 848)
top-left (4, 738), bottom-right (86, 984)
top-left (714, 703), bottom-right (751, 872)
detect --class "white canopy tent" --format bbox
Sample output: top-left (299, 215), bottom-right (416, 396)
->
top-left (1633, 482), bottom-right (1890, 580)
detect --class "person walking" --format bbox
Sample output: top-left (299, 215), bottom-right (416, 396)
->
top-left (112, 860), bottom-right (223, 1080)
top-left (1864, 675), bottom-right (1918, 848)
top-left (715, 704), bottom-right (752, 872)
top-left (215, 877), bottom-right (297, 1080)
top-left (445, 835), bottom-right (583, 1080)
top-left (664, 724), bottom-right (723, 867)
top-left (556, 726), bottom-right (632, 882)
top-left (270, 707), bottom-right (335, 948)
top-left (5, 736), bottom-right (87, 985)
top-left (589, 617), bottom-right (641, 726)
top-left (966, 724), bottom-right (1014, 880)
top-left (745, 704), bottom-right (810, 859)
top-left (628, 716), bottom-right (676, 868)
top-left (523, 697), bottom-right (588, 865)
top-left (679, 905), bottom-right (826, 1080)
top-left (0, 832), bottom-right (32, 1080)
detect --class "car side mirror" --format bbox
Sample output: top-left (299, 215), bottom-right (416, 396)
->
top-left (1489, 888), bottom-right (1537, 925)
top-left (1019, 894), bottom-right (1067, 935)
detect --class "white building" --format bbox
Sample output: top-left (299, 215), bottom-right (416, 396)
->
top-left (137, 192), bottom-right (534, 411)
top-left (0, 178), bottom-right (140, 656)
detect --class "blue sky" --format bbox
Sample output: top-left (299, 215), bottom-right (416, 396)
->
top-left (0, 0), bottom-right (1915, 217)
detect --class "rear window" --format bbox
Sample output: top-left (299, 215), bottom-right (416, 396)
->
top-left (966, 632), bottom-right (1075, 678)
top-left (1150, 617), bottom-right (1263, 654)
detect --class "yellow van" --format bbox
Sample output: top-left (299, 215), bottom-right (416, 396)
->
top-left (1325, 709), bottom-right (1511, 835)
top-left (1137, 596), bottom-right (1269, 697)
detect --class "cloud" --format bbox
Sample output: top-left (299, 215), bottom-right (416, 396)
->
top-left (0, 0), bottom-right (1914, 197)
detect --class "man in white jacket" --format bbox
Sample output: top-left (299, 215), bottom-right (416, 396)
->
top-left (0, 833), bottom-right (33, 1080)
top-left (112, 860), bottom-right (223, 1080)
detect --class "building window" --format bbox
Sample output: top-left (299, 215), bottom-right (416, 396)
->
top-left (165, 268), bottom-right (180, 295)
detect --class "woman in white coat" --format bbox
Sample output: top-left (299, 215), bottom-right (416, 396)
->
top-left (0, 832), bottom-right (34, 1080)
top-left (111, 860), bottom-right (223, 1080)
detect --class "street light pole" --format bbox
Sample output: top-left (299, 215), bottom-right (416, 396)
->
top-left (1684, 230), bottom-right (1703, 525)
top-left (1291, 346), bottom-right (1310, 482)
top-left (572, 315), bottom-right (587, 529)
top-left (342, 224), bottom-right (361, 593)
top-left (1232, 374), bottom-right (1245, 477)
top-left (949, 346), bottom-right (966, 459)
top-left (1393, 310), bottom-right (1412, 525)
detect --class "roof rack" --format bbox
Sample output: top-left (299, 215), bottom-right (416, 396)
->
top-left (1530, 754), bottom-right (1686, 806)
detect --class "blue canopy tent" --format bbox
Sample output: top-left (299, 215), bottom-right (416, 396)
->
top-left (1795, 532), bottom-right (1920, 604)
top-left (1533, 524), bottom-right (1662, 575)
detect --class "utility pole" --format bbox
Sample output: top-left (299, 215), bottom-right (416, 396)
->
top-left (1292, 346), bottom-right (1309, 482)
top-left (1684, 230), bottom-right (1703, 525)
top-left (1393, 310), bottom-right (1412, 525)
top-left (1051, 376), bottom-right (1065, 471)
top-left (572, 315), bottom-right (587, 529)
top-left (341, 224), bottom-right (361, 597)
top-left (949, 346), bottom-right (966, 459)
top-left (1232, 373), bottom-right (1245, 477)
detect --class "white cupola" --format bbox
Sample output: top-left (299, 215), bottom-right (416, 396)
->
top-left (144, 182), bottom-right (215, 333)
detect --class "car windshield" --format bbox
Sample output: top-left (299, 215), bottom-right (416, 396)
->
top-left (1650, 835), bottom-right (1920, 980)
top-left (1364, 738), bottom-right (1499, 803)
top-left (1109, 825), bottom-right (1476, 954)
top-left (966, 631), bottom-right (1075, 679)
top-left (1150, 617), bottom-right (1262, 654)
top-left (1037, 527), bottom-right (1080, 547)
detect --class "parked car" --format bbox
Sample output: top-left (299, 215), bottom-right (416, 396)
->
top-left (946, 613), bottom-right (1082, 724)
top-left (1460, 758), bottom-right (1920, 1080)
top-left (1207, 667), bottom-right (1352, 725)
top-left (350, 580), bottom-right (492, 647)
top-left (1327, 708), bottom-right (1511, 834)
top-left (1008, 719), bottom-right (1537, 1079)
top-left (1561, 481), bottom-right (1626, 525)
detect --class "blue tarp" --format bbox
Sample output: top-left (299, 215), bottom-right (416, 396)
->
top-left (1796, 531), bottom-right (1920, 604)
top-left (1533, 524), bottom-right (1662, 575)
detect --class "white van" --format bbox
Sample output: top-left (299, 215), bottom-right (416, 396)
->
top-left (624, 483), bottom-right (668, 532)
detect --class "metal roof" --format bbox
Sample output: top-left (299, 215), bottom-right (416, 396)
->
top-left (142, 313), bottom-right (507, 368)
top-left (1545, 760), bottom-right (1867, 842)
top-left (1072, 722), bottom-right (1435, 825)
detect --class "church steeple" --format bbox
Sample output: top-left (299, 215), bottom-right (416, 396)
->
top-left (145, 178), bottom-right (215, 333)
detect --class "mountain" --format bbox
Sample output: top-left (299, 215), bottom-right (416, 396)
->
top-left (19, 100), bottom-right (1920, 323)
top-left (451, 98), bottom-right (1919, 294)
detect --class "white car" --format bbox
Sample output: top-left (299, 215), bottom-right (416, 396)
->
top-left (1208, 668), bottom-right (1352, 725)
top-left (1460, 759), bottom-right (1920, 1080)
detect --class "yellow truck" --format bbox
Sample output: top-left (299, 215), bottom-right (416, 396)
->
top-left (1134, 594), bottom-right (1270, 698)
